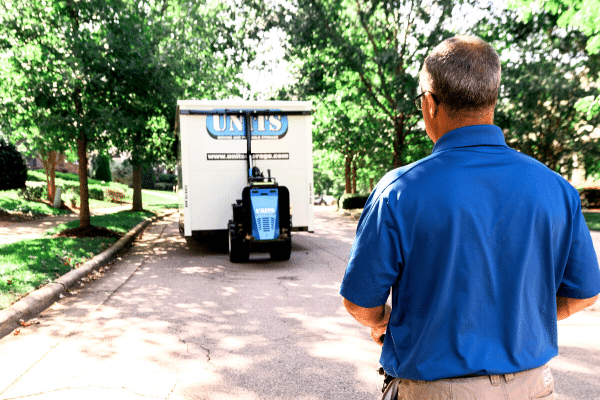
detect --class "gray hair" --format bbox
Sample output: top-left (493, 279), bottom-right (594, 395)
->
top-left (421, 36), bottom-right (501, 113)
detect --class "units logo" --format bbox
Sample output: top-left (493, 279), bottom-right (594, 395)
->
top-left (255, 207), bottom-right (276, 215)
top-left (206, 109), bottom-right (288, 139)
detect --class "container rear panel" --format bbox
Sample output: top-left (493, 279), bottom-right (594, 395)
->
top-left (178, 101), bottom-right (313, 235)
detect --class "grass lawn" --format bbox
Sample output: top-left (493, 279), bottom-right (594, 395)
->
top-left (139, 189), bottom-right (178, 209)
top-left (0, 190), bottom-right (70, 216)
top-left (1, 170), bottom-right (134, 215)
top-left (27, 169), bottom-right (129, 191)
top-left (1, 169), bottom-right (178, 216)
top-left (0, 210), bottom-right (156, 309)
top-left (78, 189), bottom-right (177, 210)
top-left (0, 171), bottom-right (178, 309)
top-left (45, 210), bottom-right (155, 236)
top-left (583, 212), bottom-right (600, 231)
top-left (0, 237), bottom-right (115, 309)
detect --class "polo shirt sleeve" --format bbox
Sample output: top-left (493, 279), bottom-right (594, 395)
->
top-left (340, 194), bottom-right (403, 308)
top-left (556, 201), bottom-right (600, 299)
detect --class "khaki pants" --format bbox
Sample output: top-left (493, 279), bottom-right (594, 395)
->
top-left (382, 365), bottom-right (554, 400)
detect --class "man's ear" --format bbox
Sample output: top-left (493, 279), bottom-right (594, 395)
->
top-left (425, 92), bottom-right (439, 119)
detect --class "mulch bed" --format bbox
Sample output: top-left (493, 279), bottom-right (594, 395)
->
top-left (54, 225), bottom-right (122, 239)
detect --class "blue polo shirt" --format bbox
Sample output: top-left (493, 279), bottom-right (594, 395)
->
top-left (340, 125), bottom-right (600, 381)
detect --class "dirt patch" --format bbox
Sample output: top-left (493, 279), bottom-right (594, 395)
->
top-left (54, 225), bottom-right (122, 239)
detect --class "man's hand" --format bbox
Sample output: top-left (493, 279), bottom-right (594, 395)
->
top-left (371, 322), bottom-right (388, 346)
top-left (343, 298), bottom-right (392, 346)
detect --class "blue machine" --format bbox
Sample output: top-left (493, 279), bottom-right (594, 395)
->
top-left (228, 184), bottom-right (291, 262)
top-left (227, 110), bottom-right (293, 263)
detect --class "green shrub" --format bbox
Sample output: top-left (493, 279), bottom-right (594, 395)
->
top-left (27, 170), bottom-right (46, 182)
top-left (339, 193), bottom-right (370, 210)
top-left (0, 139), bottom-right (27, 191)
top-left (88, 186), bottom-right (104, 201)
top-left (67, 193), bottom-right (79, 208)
top-left (157, 173), bottom-right (177, 184)
top-left (105, 188), bottom-right (126, 203)
top-left (154, 182), bottom-right (176, 191)
top-left (61, 183), bottom-right (102, 200)
top-left (19, 185), bottom-right (46, 202)
top-left (93, 153), bottom-right (112, 182)
top-left (112, 162), bottom-right (133, 187)
top-left (55, 171), bottom-right (79, 182)
top-left (141, 165), bottom-right (156, 190)
top-left (579, 188), bottom-right (600, 209)
top-left (62, 184), bottom-right (79, 196)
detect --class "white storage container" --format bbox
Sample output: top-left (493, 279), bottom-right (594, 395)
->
top-left (176, 100), bottom-right (314, 237)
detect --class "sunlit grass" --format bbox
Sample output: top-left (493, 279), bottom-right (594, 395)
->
top-left (0, 173), bottom-right (174, 309)
top-left (27, 169), bottom-right (130, 191)
top-left (583, 212), bottom-right (600, 231)
top-left (45, 210), bottom-right (155, 236)
top-left (138, 189), bottom-right (179, 208)
top-left (0, 237), bottom-right (115, 309)
top-left (1, 174), bottom-right (178, 217)
top-left (0, 189), bottom-right (70, 216)
top-left (0, 209), bottom-right (157, 309)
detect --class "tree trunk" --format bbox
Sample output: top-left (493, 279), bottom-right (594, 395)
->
top-left (49, 159), bottom-right (56, 203)
top-left (351, 161), bottom-right (357, 194)
top-left (392, 115), bottom-right (406, 169)
top-left (67, 2), bottom-right (89, 226)
top-left (132, 163), bottom-right (143, 211)
top-left (344, 154), bottom-right (353, 194)
top-left (77, 136), bottom-right (91, 227)
top-left (40, 151), bottom-right (65, 203)
top-left (42, 153), bottom-right (54, 203)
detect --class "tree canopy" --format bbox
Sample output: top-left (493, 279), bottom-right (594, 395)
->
top-left (268, 0), bottom-right (600, 194)
top-left (267, 0), bottom-right (470, 193)
top-left (1, 0), bottom-right (599, 205)
top-left (510, 0), bottom-right (600, 168)
top-left (511, 0), bottom-right (600, 54)
top-left (0, 0), bottom-right (122, 227)
top-left (0, 0), bottom-right (257, 224)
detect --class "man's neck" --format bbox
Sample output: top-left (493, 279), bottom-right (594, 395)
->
top-left (429, 107), bottom-right (495, 143)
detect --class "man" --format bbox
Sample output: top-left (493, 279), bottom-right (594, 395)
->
top-left (340, 35), bottom-right (600, 400)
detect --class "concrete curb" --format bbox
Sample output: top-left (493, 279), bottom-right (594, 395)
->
top-left (0, 210), bottom-right (176, 339)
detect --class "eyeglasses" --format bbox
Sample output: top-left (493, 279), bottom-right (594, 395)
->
top-left (413, 91), bottom-right (440, 111)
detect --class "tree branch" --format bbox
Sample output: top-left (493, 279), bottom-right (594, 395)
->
top-left (356, 1), bottom-right (379, 54)
top-left (355, 0), bottom-right (397, 111)
top-left (398, 0), bottom-right (416, 75)
top-left (359, 72), bottom-right (394, 119)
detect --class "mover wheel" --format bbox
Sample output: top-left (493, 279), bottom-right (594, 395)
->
top-left (270, 238), bottom-right (291, 261)
top-left (228, 222), bottom-right (249, 263)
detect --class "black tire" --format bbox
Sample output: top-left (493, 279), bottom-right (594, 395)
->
top-left (228, 222), bottom-right (249, 263)
top-left (270, 238), bottom-right (291, 261)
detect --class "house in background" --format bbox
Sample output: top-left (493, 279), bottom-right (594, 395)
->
top-left (26, 155), bottom-right (78, 175)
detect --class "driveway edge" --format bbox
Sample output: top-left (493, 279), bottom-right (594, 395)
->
top-left (0, 210), bottom-right (176, 339)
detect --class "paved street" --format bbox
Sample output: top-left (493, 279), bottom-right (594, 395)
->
top-left (0, 207), bottom-right (598, 399)
top-left (0, 208), bottom-right (382, 399)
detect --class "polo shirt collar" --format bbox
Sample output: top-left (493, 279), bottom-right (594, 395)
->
top-left (432, 125), bottom-right (507, 154)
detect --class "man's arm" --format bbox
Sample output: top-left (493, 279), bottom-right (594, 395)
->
top-left (343, 298), bottom-right (391, 346)
top-left (557, 294), bottom-right (599, 321)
